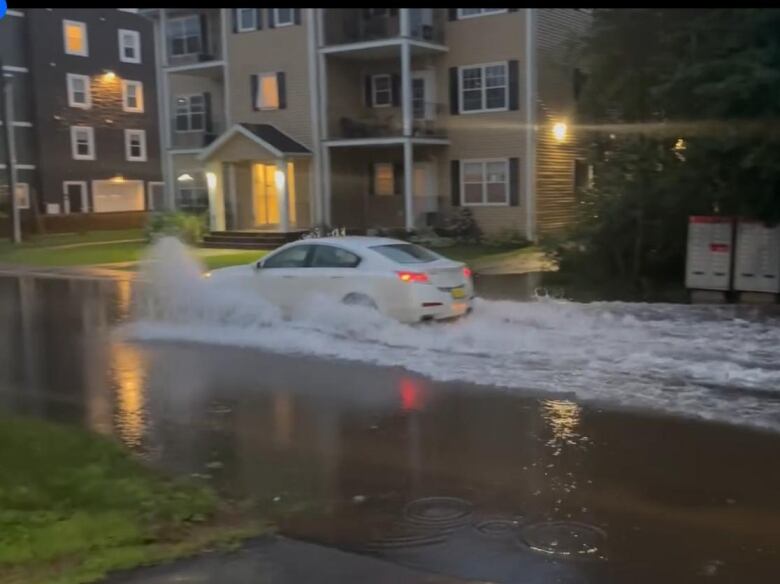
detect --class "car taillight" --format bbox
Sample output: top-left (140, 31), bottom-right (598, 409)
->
top-left (463, 267), bottom-right (472, 279)
top-left (397, 271), bottom-right (429, 284)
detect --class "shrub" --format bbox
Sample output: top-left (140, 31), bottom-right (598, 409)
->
top-left (145, 211), bottom-right (207, 245)
top-left (437, 208), bottom-right (482, 243)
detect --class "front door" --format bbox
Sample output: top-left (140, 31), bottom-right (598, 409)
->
top-left (412, 71), bottom-right (435, 122)
top-left (64, 181), bottom-right (88, 213)
top-left (252, 163), bottom-right (279, 227)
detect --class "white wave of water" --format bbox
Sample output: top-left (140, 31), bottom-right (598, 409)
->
top-left (119, 238), bottom-right (780, 432)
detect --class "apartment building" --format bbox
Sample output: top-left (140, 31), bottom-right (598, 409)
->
top-left (0, 9), bottom-right (161, 219)
top-left (143, 8), bottom-right (591, 241)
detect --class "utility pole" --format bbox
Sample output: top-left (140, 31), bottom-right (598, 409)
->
top-left (0, 59), bottom-right (21, 243)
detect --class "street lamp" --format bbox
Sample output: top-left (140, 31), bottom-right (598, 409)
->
top-left (552, 121), bottom-right (568, 143)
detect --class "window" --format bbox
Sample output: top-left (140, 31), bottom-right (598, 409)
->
top-left (63, 20), bottom-right (88, 56)
top-left (371, 74), bottom-right (392, 108)
top-left (373, 163), bottom-right (395, 196)
top-left (371, 244), bottom-right (440, 264)
top-left (574, 159), bottom-right (594, 194)
top-left (457, 9), bottom-right (507, 19)
top-left (461, 159), bottom-right (509, 206)
top-left (122, 80), bottom-right (144, 112)
top-left (70, 126), bottom-right (95, 160)
top-left (311, 245), bottom-right (361, 268)
top-left (273, 8), bottom-right (295, 27)
top-left (66, 73), bottom-right (91, 109)
top-left (169, 15), bottom-right (202, 56)
top-left (175, 95), bottom-right (206, 132)
top-left (460, 62), bottom-right (508, 113)
top-left (125, 129), bottom-right (147, 161)
top-left (15, 183), bottom-right (30, 210)
top-left (254, 73), bottom-right (279, 110)
top-left (176, 172), bottom-right (208, 211)
top-left (263, 245), bottom-right (312, 269)
top-left (118, 29), bottom-right (141, 63)
top-left (236, 8), bottom-right (257, 32)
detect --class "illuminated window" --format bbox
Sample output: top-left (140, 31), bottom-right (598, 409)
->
top-left (63, 20), bottom-right (88, 56)
top-left (371, 74), bottom-right (392, 107)
top-left (118, 29), bottom-right (141, 63)
top-left (70, 126), bottom-right (95, 160)
top-left (460, 62), bottom-right (508, 113)
top-left (15, 183), bottom-right (30, 210)
top-left (457, 9), bottom-right (507, 19)
top-left (461, 159), bottom-right (509, 206)
top-left (373, 163), bottom-right (395, 196)
top-left (125, 129), bottom-right (147, 161)
top-left (122, 80), bottom-right (144, 113)
top-left (254, 72), bottom-right (279, 110)
top-left (66, 73), bottom-right (91, 109)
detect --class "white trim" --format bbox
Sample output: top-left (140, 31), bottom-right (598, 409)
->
top-left (456, 9), bottom-right (508, 20)
top-left (460, 158), bottom-right (510, 207)
top-left (125, 129), bottom-right (148, 162)
top-left (66, 73), bottom-right (91, 109)
top-left (370, 74), bottom-right (392, 108)
top-left (318, 38), bottom-right (448, 55)
top-left (70, 126), bottom-right (96, 160)
top-left (164, 60), bottom-right (226, 73)
top-left (147, 181), bottom-right (165, 211)
top-left (167, 14), bottom-right (203, 58)
top-left (0, 121), bottom-right (34, 127)
top-left (1, 66), bottom-right (29, 73)
top-left (235, 8), bottom-right (258, 32)
top-left (307, 8), bottom-right (323, 225)
top-left (524, 8), bottom-right (537, 241)
top-left (121, 80), bottom-right (144, 113)
top-left (197, 124), bottom-right (285, 160)
top-left (324, 136), bottom-right (449, 147)
top-left (273, 8), bottom-right (295, 27)
top-left (14, 183), bottom-right (30, 210)
top-left (170, 148), bottom-right (205, 155)
top-left (173, 93), bottom-right (206, 132)
top-left (458, 61), bottom-right (509, 114)
top-left (0, 164), bottom-right (36, 170)
top-left (63, 19), bottom-right (89, 57)
top-left (91, 179), bottom-right (145, 213)
top-left (63, 180), bottom-right (89, 213)
top-left (6, 10), bottom-right (25, 17)
top-left (118, 29), bottom-right (142, 64)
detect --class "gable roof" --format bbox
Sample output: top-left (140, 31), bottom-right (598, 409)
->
top-left (197, 123), bottom-right (311, 161)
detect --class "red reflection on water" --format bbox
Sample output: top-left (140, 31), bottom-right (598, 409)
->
top-left (400, 377), bottom-right (425, 412)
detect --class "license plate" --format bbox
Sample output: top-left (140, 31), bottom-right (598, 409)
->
top-left (451, 286), bottom-right (466, 299)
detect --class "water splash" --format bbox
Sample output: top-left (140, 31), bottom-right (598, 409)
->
top-left (119, 238), bottom-right (780, 432)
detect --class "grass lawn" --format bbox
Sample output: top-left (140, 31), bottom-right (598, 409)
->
top-left (0, 415), bottom-right (266, 584)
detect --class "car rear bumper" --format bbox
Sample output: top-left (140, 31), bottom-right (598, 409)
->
top-left (394, 281), bottom-right (474, 323)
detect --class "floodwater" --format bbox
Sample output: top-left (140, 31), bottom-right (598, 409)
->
top-left (1, 241), bottom-right (779, 583)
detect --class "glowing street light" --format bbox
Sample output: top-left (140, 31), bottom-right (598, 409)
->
top-left (552, 121), bottom-right (568, 143)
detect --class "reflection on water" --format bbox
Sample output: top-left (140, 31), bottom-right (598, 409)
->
top-left (111, 342), bottom-right (147, 449)
top-left (542, 399), bottom-right (583, 456)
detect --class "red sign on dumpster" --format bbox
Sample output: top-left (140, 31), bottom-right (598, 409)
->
top-left (685, 216), bottom-right (734, 291)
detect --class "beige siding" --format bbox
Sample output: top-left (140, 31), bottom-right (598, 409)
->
top-left (168, 72), bottom-right (226, 149)
top-left (534, 9), bottom-right (591, 235)
top-left (441, 10), bottom-right (528, 236)
top-left (227, 13), bottom-right (313, 148)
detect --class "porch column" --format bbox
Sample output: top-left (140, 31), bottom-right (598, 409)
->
top-left (322, 146), bottom-right (332, 226)
top-left (227, 162), bottom-right (238, 230)
top-left (403, 140), bottom-right (414, 231)
top-left (401, 40), bottom-right (412, 137)
top-left (206, 163), bottom-right (225, 231)
top-left (276, 159), bottom-right (290, 232)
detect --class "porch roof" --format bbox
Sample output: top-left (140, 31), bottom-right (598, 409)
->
top-left (197, 123), bottom-right (311, 162)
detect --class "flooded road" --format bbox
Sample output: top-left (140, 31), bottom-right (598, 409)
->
top-left (0, 262), bottom-right (779, 583)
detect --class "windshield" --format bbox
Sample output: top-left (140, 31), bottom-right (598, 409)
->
top-left (370, 243), bottom-right (441, 264)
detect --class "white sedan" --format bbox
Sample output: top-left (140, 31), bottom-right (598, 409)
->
top-left (208, 236), bottom-right (474, 324)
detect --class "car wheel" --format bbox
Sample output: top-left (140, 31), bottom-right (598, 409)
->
top-left (342, 293), bottom-right (378, 310)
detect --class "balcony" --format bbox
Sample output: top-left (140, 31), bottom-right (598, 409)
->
top-left (171, 119), bottom-right (225, 151)
top-left (165, 9), bottom-right (223, 68)
top-left (333, 103), bottom-right (447, 141)
top-left (323, 9), bottom-right (445, 47)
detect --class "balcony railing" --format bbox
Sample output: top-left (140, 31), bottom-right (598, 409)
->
top-left (324, 9), bottom-right (444, 46)
top-left (165, 10), bottom-right (223, 67)
top-left (334, 103), bottom-right (446, 140)
top-left (171, 120), bottom-right (224, 150)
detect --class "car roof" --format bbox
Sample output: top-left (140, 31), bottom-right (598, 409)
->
top-left (288, 236), bottom-right (408, 253)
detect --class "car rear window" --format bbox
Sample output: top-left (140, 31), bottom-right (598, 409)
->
top-left (371, 243), bottom-right (440, 264)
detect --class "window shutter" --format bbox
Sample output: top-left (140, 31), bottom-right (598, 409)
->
top-left (199, 14), bottom-right (209, 54)
top-left (509, 157), bottom-right (520, 206)
top-left (277, 72), bottom-right (287, 109)
top-left (256, 9), bottom-right (263, 30)
top-left (450, 160), bottom-right (460, 207)
top-left (251, 74), bottom-right (259, 111)
top-left (365, 75), bottom-right (372, 107)
top-left (449, 67), bottom-right (459, 115)
top-left (391, 74), bottom-right (401, 107)
top-left (294, 9), bottom-right (301, 25)
top-left (232, 9), bottom-right (238, 33)
top-left (203, 92), bottom-right (213, 133)
top-left (508, 60), bottom-right (519, 111)
top-left (268, 9), bottom-right (276, 28)
top-left (367, 164), bottom-right (375, 195)
top-left (448, 9), bottom-right (458, 21)
top-left (393, 163), bottom-right (403, 196)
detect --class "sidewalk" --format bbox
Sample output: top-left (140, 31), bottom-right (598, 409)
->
top-left (106, 535), bottom-right (480, 584)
